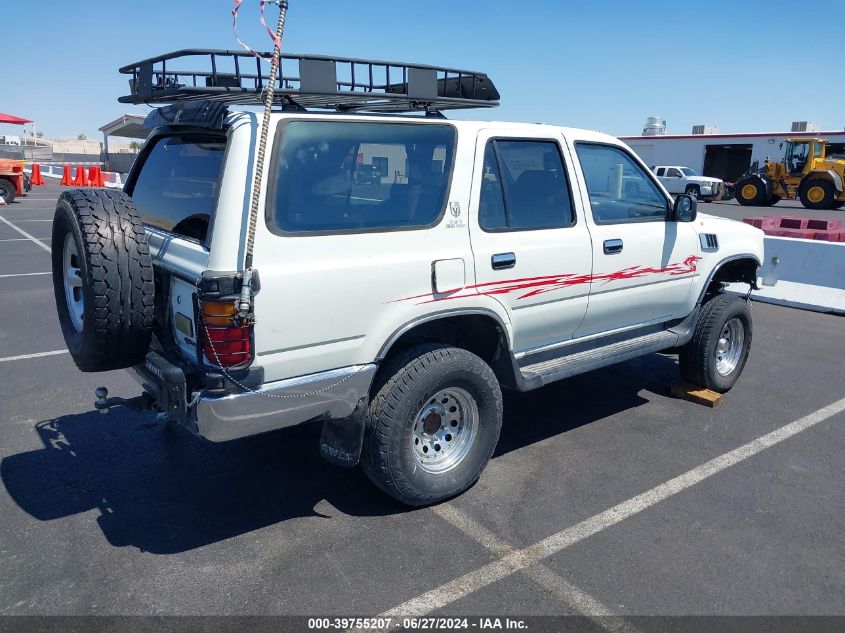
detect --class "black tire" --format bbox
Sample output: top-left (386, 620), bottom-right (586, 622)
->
top-left (51, 189), bottom-right (155, 372)
top-left (685, 185), bottom-right (700, 200)
top-left (735, 177), bottom-right (767, 206)
top-left (832, 202), bottom-right (844, 210)
top-left (362, 343), bottom-right (503, 506)
top-left (679, 293), bottom-right (752, 393)
top-left (799, 179), bottom-right (835, 210)
top-left (762, 195), bottom-right (781, 207)
top-left (0, 178), bottom-right (16, 204)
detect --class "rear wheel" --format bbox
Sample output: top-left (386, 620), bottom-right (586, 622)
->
top-left (735, 177), bottom-right (767, 206)
top-left (762, 195), bottom-right (781, 207)
top-left (51, 189), bottom-right (155, 372)
top-left (679, 293), bottom-right (752, 393)
top-left (0, 178), bottom-right (16, 204)
top-left (362, 344), bottom-right (503, 506)
top-left (799, 179), bottom-right (835, 210)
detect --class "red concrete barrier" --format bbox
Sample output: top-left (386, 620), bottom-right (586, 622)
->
top-left (744, 216), bottom-right (844, 242)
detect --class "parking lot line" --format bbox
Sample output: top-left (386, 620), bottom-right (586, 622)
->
top-left (0, 350), bottom-right (67, 363)
top-left (0, 238), bottom-right (51, 242)
top-left (0, 215), bottom-right (51, 253)
top-left (432, 504), bottom-right (642, 633)
top-left (381, 396), bottom-right (845, 617)
top-left (0, 272), bottom-right (51, 279)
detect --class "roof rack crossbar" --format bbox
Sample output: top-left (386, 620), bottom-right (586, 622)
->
top-left (118, 49), bottom-right (499, 113)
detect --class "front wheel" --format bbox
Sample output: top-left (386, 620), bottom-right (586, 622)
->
top-left (735, 177), bottom-right (767, 206)
top-left (0, 178), bottom-right (16, 204)
top-left (362, 344), bottom-right (503, 506)
top-left (685, 185), bottom-right (700, 200)
top-left (679, 294), bottom-right (752, 393)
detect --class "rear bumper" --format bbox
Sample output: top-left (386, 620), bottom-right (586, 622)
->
top-left (194, 364), bottom-right (377, 442)
top-left (128, 354), bottom-right (377, 442)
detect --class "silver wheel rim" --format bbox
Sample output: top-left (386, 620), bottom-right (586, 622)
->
top-left (411, 387), bottom-right (478, 474)
top-left (715, 318), bottom-right (744, 376)
top-left (62, 233), bottom-right (84, 332)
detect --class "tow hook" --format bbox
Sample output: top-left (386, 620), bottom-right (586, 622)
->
top-left (94, 387), bottom-right (154, 415)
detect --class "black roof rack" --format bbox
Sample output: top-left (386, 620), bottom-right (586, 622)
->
top-left (119, 49), bottom-right (500, 113)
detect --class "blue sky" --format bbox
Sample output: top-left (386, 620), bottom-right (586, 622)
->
top-left (3, 0), bottom-right (843, 140)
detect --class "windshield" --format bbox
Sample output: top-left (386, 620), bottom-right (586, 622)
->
top-left (680, 167), bottom-right (697, 176)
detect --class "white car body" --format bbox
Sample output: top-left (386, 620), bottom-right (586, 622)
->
top-left (126, 111), bottom-right (763, 443)
top-left (654, 165), bottom-right (723, 200)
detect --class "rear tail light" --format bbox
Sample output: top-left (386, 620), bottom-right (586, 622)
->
top-left (200, 299), bottom-right (252, 368)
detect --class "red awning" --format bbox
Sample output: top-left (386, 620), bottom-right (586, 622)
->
top-left (0, 113), bottom-right (33, 125)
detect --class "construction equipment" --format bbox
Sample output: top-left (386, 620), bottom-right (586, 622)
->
top-left (735, 138), bottom-right (845, 210)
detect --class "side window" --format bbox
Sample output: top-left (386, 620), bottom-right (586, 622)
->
top-left (656, 167), bottom-right (666, 176)
top-left (575, 143), bottom-right (669, 224)
top-left (270, 121), bottom-right (455, 234)
top-left (478, 140), bottom-right (574, 231)
top-left (479, 143), bottom-right (507, 230)
top-left (666, 167), bottom-right (682, 178)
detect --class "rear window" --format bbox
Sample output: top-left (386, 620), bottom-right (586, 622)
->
top-left (268, 121), bottom-right (455, 234)
top-left (130, 134), bottom-right (226, 242)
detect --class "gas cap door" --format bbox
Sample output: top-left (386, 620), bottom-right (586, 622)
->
top-left (432, 258), bottom-right (465, 296)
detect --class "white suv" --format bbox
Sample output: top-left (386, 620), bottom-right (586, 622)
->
top-left (51, 51), bottom-right (764, 505)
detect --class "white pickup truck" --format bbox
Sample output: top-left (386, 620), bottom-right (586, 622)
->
top-left (50, 50), bottom-right (764, 506)
top-left (654, 166), bottom-right (724, 201)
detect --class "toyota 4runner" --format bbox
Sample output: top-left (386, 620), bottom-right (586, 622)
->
top-left (51, 51), bottom-right (764, 505)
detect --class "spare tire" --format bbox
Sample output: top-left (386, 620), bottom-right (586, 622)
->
top-left (51, 189), bottom-right (155, 372)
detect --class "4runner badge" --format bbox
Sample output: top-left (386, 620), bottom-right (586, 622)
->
top-left (446, 201), bottom-right (465, 228)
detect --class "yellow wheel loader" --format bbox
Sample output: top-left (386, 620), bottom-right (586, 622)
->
top-left (735, 138), bottom-right (845, 210)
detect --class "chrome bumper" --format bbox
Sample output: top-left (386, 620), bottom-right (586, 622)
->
top-left (193, 364), bottom-right (378, 442)
top-left (128, 359), bottom-right (377, 443)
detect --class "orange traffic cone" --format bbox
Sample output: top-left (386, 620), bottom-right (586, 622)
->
top-left (60, 164), bottom-right (73, 186)
top-left (73, 165), bottom-right (87, 187)
top-left (30, 163), bottom-right (45, 186)
top-left (93, 167), bottom-right (105, 187)
top-left (87, 166), bottom-right (100, 187)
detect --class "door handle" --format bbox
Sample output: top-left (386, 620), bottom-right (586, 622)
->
top-left (603, 239), bottom-right (623, 254)
top-left (491, 252), bottom-right (516, 270)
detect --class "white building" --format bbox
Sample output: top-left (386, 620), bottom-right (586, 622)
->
top-left (621, 122), bottom-right (845, 183)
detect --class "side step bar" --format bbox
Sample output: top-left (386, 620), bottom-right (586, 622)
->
top-left (520, 330), bottom-right (679, 387)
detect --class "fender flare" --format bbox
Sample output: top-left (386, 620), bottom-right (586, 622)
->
top-left (376, 307), bottom-right (512, 361)
top-left (696, 253), bottom-right (762, 305)
top-left (822, 169), bottom-right (843, 193)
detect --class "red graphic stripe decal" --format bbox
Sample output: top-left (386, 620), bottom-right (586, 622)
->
top-left (395, 256), bottom-right (702, 304)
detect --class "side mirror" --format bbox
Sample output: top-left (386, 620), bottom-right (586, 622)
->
top-left (673, 193), bottom-right (697, 222)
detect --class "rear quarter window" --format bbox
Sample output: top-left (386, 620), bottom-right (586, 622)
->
top-left (128, 134), bottom-right (226, 243)
top-left (267, 120), bottom-right (456, 234)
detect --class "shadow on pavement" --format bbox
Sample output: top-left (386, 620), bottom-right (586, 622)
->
top-left (1, 354), bottom-right (679, 554)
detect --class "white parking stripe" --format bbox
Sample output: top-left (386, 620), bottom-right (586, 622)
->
top-left (380, 397), bottom-right (845, 617)
top-left (0, 238), bottom-right (51, 242)
top-left (432, 504), bottom-right (642, 633)
top-left (0, 272), bottom-right (51, 279)
top-left (0, 350), bottom-right (67, 363)
top-left (0, 215), bottom-right (51, 253)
